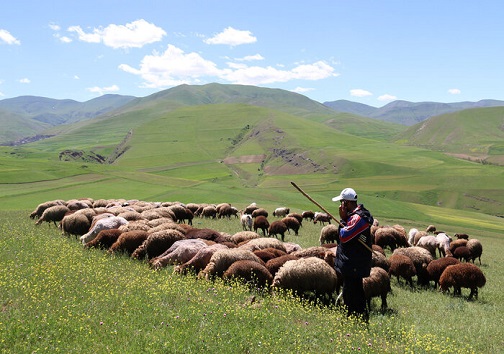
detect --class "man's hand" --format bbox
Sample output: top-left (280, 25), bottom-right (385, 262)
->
top-left (339, 202), bottom-right (348, 221)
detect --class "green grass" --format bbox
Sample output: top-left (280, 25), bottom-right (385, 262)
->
top-left (1, 210), bottom-right (502, 353)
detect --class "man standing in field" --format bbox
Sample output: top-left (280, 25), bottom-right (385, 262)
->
top-left (332, 187), bottom-right (374, 321)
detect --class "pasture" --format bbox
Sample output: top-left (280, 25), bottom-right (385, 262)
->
top-left (1, 206), bottom-right (502, 353)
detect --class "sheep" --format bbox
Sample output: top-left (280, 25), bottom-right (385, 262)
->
top-left (240, 213), bottom-right (253, 231)
top-left (253, 215), bottom-right (269, 236)
top-left (253, 247), bottom-right (287, 263)
top-left (319, 224), bottom-right (339, 245)
top-left (150, 239), bottom-right (210, 270)
top-left (117, 210), bottom-right (144, 221)
top-left (435, 233), bottom-right (452, 257)
top-left (283, 242), bottom-right (302, 254)
top-left (238, 237), bottom-right (287, 253)
top-left (416, 236), bottom-right (439, 258)
top-left (201, 248), bottom-right (263, 279)
top-left (286, 213), bottom-right (303, 226)
top-left (35, 205), bottom-right (71, 226)
top-left (131, 228), bottom-right (186, 260)
top-left (30, 200), bottom-right (65, 219)
top-left (80, 216), bottom-right (129, 244)
top-left (272, 257), bottom-right (340, 305)
top-left (466, 239), bottom-right (483, 264)
top-left (407, 228), bottom-right (419, 246)
top-left (84, 229), bottom-right (123, 249)
top-left (174, 243), bottom-right (229, 275)
top-left (363, 267), bottom-right (391, 312)
top-left (449, 238), bottom-right (468, 254)
top-left (244, 203), bottom-right (259, 215)
top-left (167, 204), bottom-right (193, 225)
top-left (222, 260), bottom-right (273, 288)
top-left (201, 205), bottom-right (217, 219)
top-left (265, 254), bottom-right (300, 277)
top-left (374, 226), bottom-right (405, 252)
top-left (453, 246), bottom-right (472, 262)
top-left (281, 216), bottom-right (300, 236)
top-left (66, 199), bottom-right (92, 211)
top-left (392, 247), bottom-right (434, 286)
top-left (454, 233), bottom-right (469, 240)
top-left (439, 263), bottom-right (486, 300)
top-left (313, 212), bottom-right (331, 225)
top-left (371, 250), bottom-right (391, 272)
top-left (273, 207), bottom-right (290, 218)
top-left (301, 210), bottom-right (315, 221)
top-left (184, 228), bottom-right (221, 242)
top-left (251, 208), bottom-right (269, 218)
top-left (231, 231), bottom-right (260, 244)
top-left (426, 257), bottom-right (460, 288)
top-left (59, 211), bottom-right (91, 237)
top-left (268, 220), bottom-right (288, 241)
top-left (108, 230), bottom-right (149, 255)
top-left (216, 203), bottom-right (233, 219)
top-left (388, 253), bottom-right (416, 287)
top-left (290, 246), bottom-right (328, 259)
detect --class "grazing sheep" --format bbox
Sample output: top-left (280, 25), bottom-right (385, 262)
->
top-left (168, 205), bottom-right (193, 225)
top-left (59, 211), bottom-right (91, 237)
top-left (439, 263), bottom-right (486, 300)
top-left (184, 228), bottom-right (221, 242)
top-left (272, 257), bottom-right (340, 305)
top-left (223, 260), bottom-right (273, 288)
top-left (416, 235), bottom-right (439, 258)
top-left (174, 243), bottom-right (229, 275)
top-left (117, 210), bottom-right (144, 221)
top-left (66, 199), bottom-right (92, 211)
top-left (253, 247), bottom-right (287, 263)
top-left (35, 205), bottom-right (71, 226)
top-left (240, 214), bottom-right (253, 231)
top-left (313, 212), bottom-right (331, 225)
top-left (301, 210), bottom-right (315, 222)
top-left (268, 220), bottom-right (288, 241)
top-left (150, 239), bottom-right (210, 270)
top-left (388, 253), bottom-right (416, 287)
top-left (319, 224), bottom-right (339, 245)
top-left (363, 267), bottom-right (391, 312)
top-left (108, 230), bottom-right (149, 255)
top-left (216, 203), bottom-right (233, 219)
top-left (131, 228), bottom-right (186, 260)
top-left (449, 238), bottom-right (468, 254)
top-left (466, 239), bottom-right (483, 264)
top-left (372, 245), bottom-right (385, 256)
top-left (281, 216), bottom-right (300, 236)
top-left (286, 213), bottom-right (303, 226)
top-left (453, 246), bottom-right (472, 262)
top-left (283, 242), bottom-right (302, 254)
top-left (84, 229), bottom-right (123, 249)
top-left (251, 208), bottom-right (269, 218)
top-left (426, 257), bottom-right (460, 288)
top-left (30, 200), bottom-right (65, 219)
top-left (371, 251), bottom-right (390, 272)
top-left (435, 233), bottom-right (452, 257)
top-left (374, 226), bottom-right (405, 252)
top-left (253, 215), bottom-right (270, 236)
top-left (80, 216), bottom-right (128, 244)
top-left (265, 254), bottom-right (300, 277)
top-left (201, 205), bottom-right (217, 219)
top-left (454, 233), bottom-right (469, 240)
top-left (231, 231), bottom-right (260, 244)
top-left (392, 247), bottom-right (434, 286)
top-left (244, 203), bottom-right (259, 215)
top-left (239, 237), bottom-right (287, 253)
top-left (201, 248), bottom-right (263, 279)
top-left (291, 246), bottom-right (328, 259)
top-left (407, 228), bottom-right (419, 246)
top-left (273, 207), bottom-right (290, 218)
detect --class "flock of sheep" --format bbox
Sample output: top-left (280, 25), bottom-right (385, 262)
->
top-left (30, 197), bottom-right (487, 312)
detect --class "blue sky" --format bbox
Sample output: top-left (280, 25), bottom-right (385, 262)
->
top-left (1, 1), bottom-right (503, 106)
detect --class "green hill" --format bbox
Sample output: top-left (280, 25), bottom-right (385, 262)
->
top-left (0, 84), bottom-right (502, 225)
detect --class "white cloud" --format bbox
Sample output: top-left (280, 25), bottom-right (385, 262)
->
top-left (68, 19), bottom-right (166, 49)
top-left (87, 84), bottom-right (120, 95)
top-left (74, 75), bottom-right (80, 80)
top-left (204, 27), bottom-right (256, 46)
top-left (235, 54), bottom-right (264, 61)
top-left (49, 23), bottom-right (61, 31)
top-left (59, 36), bottom-right (72, 43)
top-left (19, 78), bottom-right (31, 84)
top-left (0, 91), bottom-right (4, 97)
top-left (448, 88), bottom-right (461, 95)
top-left (350, 89), bottom-right (372, 97)
top-left (378, 94), bottom-right (397, 101)
top-left (0, 29), bottom-right (20, 45)
top-left (292, 87), bottom-right (314, 94)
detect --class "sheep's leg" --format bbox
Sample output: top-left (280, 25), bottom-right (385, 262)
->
top-left (380, 293), bottom-right (388, 312)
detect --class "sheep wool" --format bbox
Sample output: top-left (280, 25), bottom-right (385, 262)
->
top-left (201, 248), bottom-right (263, 279)
top-left (223, 259), bottom-right (273, 288)
top-left (426, 257), bottom-right (460, 287)
top-left (466, 239), bottom-right (483, 264)
top-left (388, 253), bottom-right (416, 287)
top-left (392, 246), bottom-right (433, 286)
top-left (363, 267), bottom-right (391, 312)
top-left (439, 263), bottom-right (486, 300)
top-left (319, 224), bottom-right (339, 245)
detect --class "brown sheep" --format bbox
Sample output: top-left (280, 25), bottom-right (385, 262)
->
top-left (150, 239), bottom-right (211, 269)
top-left (454, 233), bottom-right (469, 240)
top-left (439, 263), bottom-right (486, 300)
top-left (319, 224), bottom-right (339, 245)
top-left (251, 208), bottom-right (269, 218)
top-left (174, 243), bottom-right (229, 275)
top-left (268, 220), bottom-right (288, 241)
top-left (35, 205), bottom-right (71, 227)
top-left (388, 253), bottom-right (416, 287)
top-left (108, 230), bottom-right (149, 255)
top-left (301, 210), bottom-right (315, 221)
top-left (371, 251), bottom-right (391, 272)
top-left (201, 248), bottom-right (264, 279)
top-left (253, 215), bottom-right (270, 236)
top-left (453, 246), bottom-right (472, 262)
top-left (363, 267), bottom-right (391, 312)
top-left (466, 239), bottom-right (483, 264)
top-left (59, 211), bottom-right (91, 237)
top-left (265, 254), bottom-right (300, 277)
top-left (231, 231), bottom-right (260, 244)
top-left (286, 213), bottom-right (303, 226)
top-left (449, 238), bottom-right (468, 254)
top-left (30, 200), bottom-right (65, 219)
top-left (426, 257), bottom-right (460, 288)
top-left (131, 228), bottom-right (186, 260)
top-left (313, 212), bottom-right (331, 225)
top-left (223, 260), bottom-right (273, 288)
top-left (253, 247), bottom-right (287, 263)
top-left (84, 229), bottom-right (123, 249)
top-left (281, 216), bottom-right (301, 236)
top-left (392, 247), bottom-right (433, 286)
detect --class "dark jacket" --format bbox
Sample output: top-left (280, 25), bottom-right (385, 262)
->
top-left (335, 204), bottom-right (373, 278)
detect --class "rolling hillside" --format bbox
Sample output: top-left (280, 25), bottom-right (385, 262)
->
top-left (0, 84), bottom-right (502, 224)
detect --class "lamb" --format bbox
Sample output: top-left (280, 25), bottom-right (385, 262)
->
top-left (363, 267), bottom-right (391, 312)
top-left (240, 213), bottom-right (253, 231)
top-left (174, 243), bottom-right (229, 275)
top-left (272, 257), bottom-right (340, 305)
top-left (253, 215), bottom-right (270, 236)
top-left (439, 263), bottom-right (486, 300)
top-left (264, 254), bottom-right (300, 277)
top-left (388, 253), bottom-right (416, 287)
top-left (200, 248), bottom-right (263, 279)
top-left (319, 224), bottom-right (339, 245)
top-left (222, 260), bottom-right (273, 288)
top-left (426, 257), bottom-right (460, 288)
top-left (313, 212), bottom-right (331, 225)
top-left (84, 229), bottom-right (123, 249)
top-left (466, 239), bottom-right (483, 264)
top-left (80, 216), bottom-right (129, 244)
top-left (281, 216), bottom-right (300, 236)
top-left (392, 246), bottom-right (434, 286)
top-left (59, 211), bottom-right (91, 237)
top-left (108, 230), bottom-right (149, 255)
top-left (273, 207), bottom-right (290, 218)
top-left (131, 228), bottom-right (186, 260)
top-left (150, 239), bottom-right (210, 270)
top-left (268, 220), bottom-right (288, 241)
top-left (35, 205), bottom-right (71, 226)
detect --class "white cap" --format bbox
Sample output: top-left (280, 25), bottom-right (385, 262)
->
top-left (332, 187), bottom-right (358, 202)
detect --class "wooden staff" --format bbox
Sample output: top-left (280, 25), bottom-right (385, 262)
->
top-left (290, 181), bottom-right (376, 254)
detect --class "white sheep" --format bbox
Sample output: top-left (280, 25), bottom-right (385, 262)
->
top-left (272, 207), bottom-right (290, 218)
top-left (240, 213), bottom-right (253, 231)
top-left (80, 216), bottom-right (128, 244)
